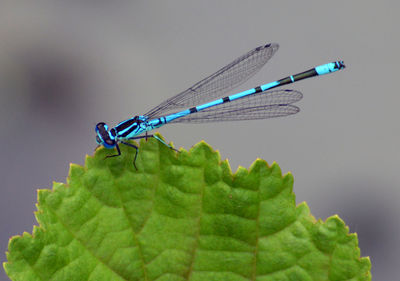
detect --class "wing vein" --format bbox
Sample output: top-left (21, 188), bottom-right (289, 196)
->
top-left (170, 89), bottom-right (303, 123)
top-left (144, 43), bottom-right (279, 119)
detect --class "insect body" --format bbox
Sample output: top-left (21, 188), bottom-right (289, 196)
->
top-left (95, 43), bottom-right (345, 168)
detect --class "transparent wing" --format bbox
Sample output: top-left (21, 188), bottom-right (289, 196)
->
top-left (170, 89), bottom-right (302, 123)
top-left (144, 43), bottom-right (279, 119)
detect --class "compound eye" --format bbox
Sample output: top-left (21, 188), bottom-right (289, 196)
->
top-left (95, 122), bottom-right (107, 132)
top-left (105, 139), bottom-right (116, 146)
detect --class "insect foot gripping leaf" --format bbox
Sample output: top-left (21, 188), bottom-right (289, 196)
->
top-left (4, 134), bottom-right (371, 281)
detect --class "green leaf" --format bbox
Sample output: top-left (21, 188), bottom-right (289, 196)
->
top-left (4, 135), bottom-right (371, 281)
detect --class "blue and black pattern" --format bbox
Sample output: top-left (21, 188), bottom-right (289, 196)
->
top-left (95, 43), bottom-right (345, 167)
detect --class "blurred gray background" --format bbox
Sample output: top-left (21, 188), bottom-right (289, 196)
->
top-left (1, 1), bottom-right (399, 280)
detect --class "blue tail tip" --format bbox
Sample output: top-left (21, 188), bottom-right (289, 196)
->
top-left (336, 60), bottom-right (345, 69)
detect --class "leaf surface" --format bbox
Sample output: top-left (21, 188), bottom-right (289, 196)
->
top-left (4, 136), bottom-right (371, 281)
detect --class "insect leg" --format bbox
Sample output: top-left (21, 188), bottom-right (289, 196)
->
top-left (105, 143), bottom-right (121, 158)
top-left (129, 135), bottom-right (179, 152)
top-left (120, 141), bottom-right (139, 170)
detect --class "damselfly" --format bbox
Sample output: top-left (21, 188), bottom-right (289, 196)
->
top-left (95, 43), bottom-right (345, 168)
